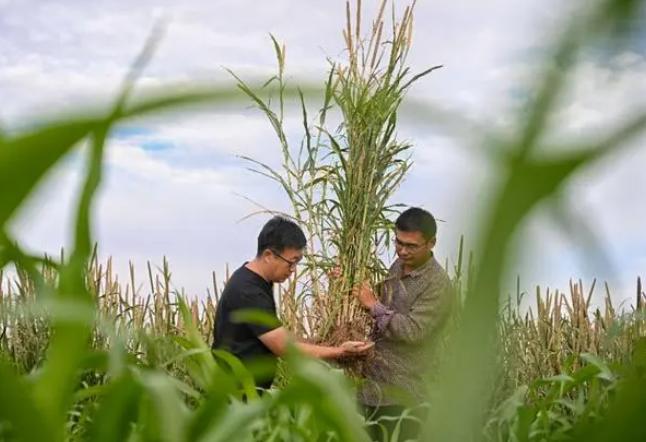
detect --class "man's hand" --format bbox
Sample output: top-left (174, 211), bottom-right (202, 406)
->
top-left (339, 340), bottom-right (374, 357)
top-left (352, 280), bottom-right (378, 310)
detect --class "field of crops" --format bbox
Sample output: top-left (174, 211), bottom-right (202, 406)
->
top-left (1, 255), bottom-right (644, 441)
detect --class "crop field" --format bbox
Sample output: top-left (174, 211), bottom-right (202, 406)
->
top-left (1, 0), bottom-right (645, 441)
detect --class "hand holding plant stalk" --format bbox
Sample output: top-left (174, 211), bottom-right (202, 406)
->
top-left (352, 281), bottom-right (378, 310)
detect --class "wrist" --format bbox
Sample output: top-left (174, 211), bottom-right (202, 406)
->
top-left (370, 301), bottom-right (391, 317)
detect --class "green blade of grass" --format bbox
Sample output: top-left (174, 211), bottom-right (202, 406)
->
top-left (0, 359), bottom-right (53, 441)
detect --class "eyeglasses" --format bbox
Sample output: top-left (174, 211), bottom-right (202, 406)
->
top-left (393, 238), bottom-right (427, 252)
top-left (271, 250), bottom-right (302, 269)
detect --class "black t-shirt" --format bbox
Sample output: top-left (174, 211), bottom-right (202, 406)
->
top-left (212, 264), bottom-right (281, 389)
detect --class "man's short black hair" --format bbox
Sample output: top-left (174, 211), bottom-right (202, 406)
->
top-left (395, 207), bottom-right (437, 240)
top-left (257, 216), bottom-right (307, 257)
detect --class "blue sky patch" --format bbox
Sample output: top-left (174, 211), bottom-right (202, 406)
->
top-left (140, 140), bottom-right (175, 151)
top-left (112, 126), bottom-right (154, 139)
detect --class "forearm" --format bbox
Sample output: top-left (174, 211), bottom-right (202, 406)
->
top-left (260, 327), bottom-right (345, 359)
top-left (296, 341), bottom-right (342, 360)
top-left (371, 302), bottom-right (395, 334)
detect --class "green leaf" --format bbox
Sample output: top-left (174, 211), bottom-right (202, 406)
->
top-left (581, 353), bottom-right (616, 383)
top-left (279, 351), bottom-right (370, 442)
top-left (86, 373), bottom-right (143, 442)
top-left (0, 119), bottom-right (99, 227)
top-left (211, 350), bottom-right (259, 401)
top-left (196, 398), bottom-right (275, 442)
top-left (0, 359), bottom-right (53, 441)
top-left (138, 371), bottom-right (190, 442)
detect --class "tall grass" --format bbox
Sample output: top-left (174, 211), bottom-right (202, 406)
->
top-left (231, 0), bottom-right (441, 346)
top-left (499, 278), bottom-right (646, 387)
top-left (1, 253), bottom-right (644, 441)
top-left (3, 255), bottom-right (644, 380)
top-left (0, 253), bottom-right (219, 375)
top-left (483, 279), bottom-right (646, 442)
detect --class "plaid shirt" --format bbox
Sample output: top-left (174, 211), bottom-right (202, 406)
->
top-left (358, 254), bottom-right (452, 406)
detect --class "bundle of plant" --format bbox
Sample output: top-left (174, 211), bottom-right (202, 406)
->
top-left (230, 0), bottom-right (440, 369)
top-left (318, 0), bottom-right (443, 347)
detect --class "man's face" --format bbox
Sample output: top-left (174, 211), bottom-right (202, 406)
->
top-left (267, 247), bottom-right (303, 283)
top-left (394, 229), bottom-right (434, 269)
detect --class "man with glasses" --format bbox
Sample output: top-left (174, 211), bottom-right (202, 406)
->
top-left (353, 207), bottom-right (453, 441)
top-left (212, 216), bottom-right (373, 391)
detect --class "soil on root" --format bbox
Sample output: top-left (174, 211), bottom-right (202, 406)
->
top-left (324, 320), bottom-right (375, 378)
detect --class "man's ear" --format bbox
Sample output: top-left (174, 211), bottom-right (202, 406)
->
top-left (427, 236), bottom-right (437, 250)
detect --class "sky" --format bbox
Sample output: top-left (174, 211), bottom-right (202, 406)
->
top-left (1, 0), bottom-right (645, 308)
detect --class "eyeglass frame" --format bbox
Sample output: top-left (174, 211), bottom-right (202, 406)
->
top-left (270, 249), bottom-right (302, 269)
top-left (393, 237), bottom-right (428, 252)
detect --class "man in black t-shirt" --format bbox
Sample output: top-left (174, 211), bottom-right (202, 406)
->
top-left (212, 216), bottom-right (373, 389)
